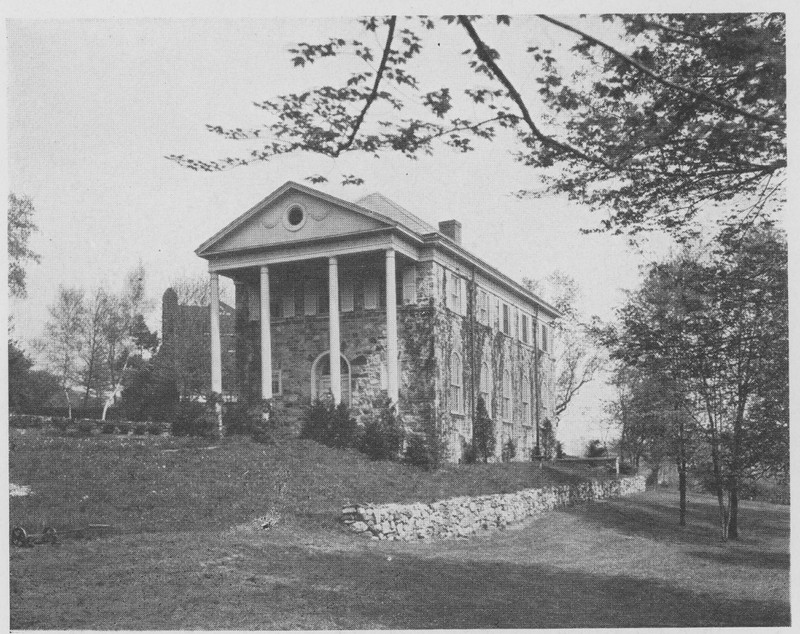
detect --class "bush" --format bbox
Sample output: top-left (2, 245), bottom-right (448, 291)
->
top-left (540, 418), bottom-right (557, 460)
top-left (555, 441), bottom-right (566, 459)
top-left (461, 441), bottom-right (478, 465)
top-left (405, 433), bottom-right (436, 469)
top-left (51, 416), bottom-right (70, 433)
top-left (360, 395), bottom-right (404, 461)
top-left (223, 401), bottom-right (258, 436)
top-left (472, 396), bottom-right (496, 463)
top-left (299, 398), bottom-right (335, 445)
top-left (501, 439), bottom-right (517, 463)
top-left (171, 400), bottom-right (215, 437)
top-left (76, 419), bottom-right (96, 435)
top-left (133, 423), bottom-right (148, 436)
top-left (586, 439), bottom-right (608, 458)
top-left (146, 422), bottom-right (164, 436)
top-left (101, 423), bottom-right (117, 434)
top-left (119, 360), bottom-right (179, 423)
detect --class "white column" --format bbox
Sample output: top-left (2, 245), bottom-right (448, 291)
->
top-left (260, 265), bottom-right (273, 400)
top-left (385, 249), bottom-right (399, 406)
top-left (328, 257), bottom-right (341, 403)
top-left (209, 272), bottom-right (223, 395)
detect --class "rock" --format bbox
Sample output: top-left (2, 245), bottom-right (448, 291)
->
top-left (350, 521), bottom-right (368, 533)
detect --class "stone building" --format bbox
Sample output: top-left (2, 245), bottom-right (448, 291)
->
top-left (160, 287), bottom-right (236, 399)
top-left (197, 181), bottom-right (559, 462)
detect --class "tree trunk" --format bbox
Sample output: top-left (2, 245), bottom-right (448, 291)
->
top-left (728, 487), bottom-right (739, 539)
top-left (708, 413), bottom-right (729, 541)
top-left (677, 414), bottom-right (687, 527)
top-left (64, 387), bottom-right (72, 419)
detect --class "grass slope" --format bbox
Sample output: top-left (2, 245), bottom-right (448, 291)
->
top-left (10, 429), bottom-right (588, 535)
top-left (9, 429), bottom-right (789, 629)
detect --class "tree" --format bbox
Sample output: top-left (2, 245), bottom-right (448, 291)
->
top-left (131, 314), bottom-right (159, 356)
top-left (78, 287), bottom-right (112, 407)
top-left (9, 340), bottom-right (61, 413)
top-left (8, 193), bottom-right (41, 298)
top-left (524, 272), bottom-right (606, 433)
top-left (610, 229), bottom-right (788, 540)
top-left (100, 263), bottom-right (149, 420)
top-left (36, 287), bottom-right (86, 418)
top-left (472, 395), bottom-right (496, 463)
top-left (167, 14), bottom-right (785, 238)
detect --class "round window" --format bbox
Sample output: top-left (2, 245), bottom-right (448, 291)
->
top-left (282, 204), bottom-right (307, 231)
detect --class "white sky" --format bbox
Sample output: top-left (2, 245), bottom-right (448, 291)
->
top-left (5, 2), bottom-right (793, 453)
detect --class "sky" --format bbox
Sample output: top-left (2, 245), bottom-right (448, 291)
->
top-left (5, 3), bottom-right (789, 453)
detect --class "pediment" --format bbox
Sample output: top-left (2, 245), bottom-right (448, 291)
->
top-left (197, 183), bottom-right (391, 256)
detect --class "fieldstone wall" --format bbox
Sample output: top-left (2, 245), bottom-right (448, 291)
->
top-left (341, 475), bottom-right (646, 540)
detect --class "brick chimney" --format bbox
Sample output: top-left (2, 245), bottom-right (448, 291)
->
top-left (438, 219), bottom-right (462, 245)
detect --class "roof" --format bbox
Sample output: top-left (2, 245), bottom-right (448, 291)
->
top-left (355, 192), bottom-right (438, 235)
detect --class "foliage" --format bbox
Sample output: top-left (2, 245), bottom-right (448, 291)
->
top-left (539, 418), bottom-right (557, 460)
top-left (168, 14), bottom-right (785, 239)
top-left (119, 358), bottom-right (180, 423)
top-left (554, 441), bottom-right (565, 459)
top-left (360, 394), bottom-right (404, 461)
top-left (8, 193), bottom-right (40, 298)
top-left (170, 400), bottom-right (215, 437)
top-left (9, 340), bottom-right (61, 413)
top-left (471, 396), bottom-right (495, 463)
top-left (131, 314), bottom-right (159, 355)
top-left (404, 433), bottom-right (436, 470)
top-left (501, 439), bottom-right (517, 463)
top-left (299, 398), bottom-right (360, 450)
top-left (524, 272), bottom-right (606, 426)
top-left (586, 439), bottom-right (608, 458)
top-left (607, 228), bottom-right (788, 539)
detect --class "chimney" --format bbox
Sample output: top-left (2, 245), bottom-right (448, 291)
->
top-left (438, 219), bottom-right (462, 245)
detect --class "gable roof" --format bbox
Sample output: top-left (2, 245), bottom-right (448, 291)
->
top-left (356, 192), bottom-right (437, 235)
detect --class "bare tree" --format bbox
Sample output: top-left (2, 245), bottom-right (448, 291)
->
top-left (36, 287), bottom-right (85, 418)
top-left (78, 287), bottom-right (111, 407)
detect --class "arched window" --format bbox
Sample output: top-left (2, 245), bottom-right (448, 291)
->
top-left (521, 373), bottom-right (531, 426)
top-left (479, 361), bottom-right (491, 412)
top-left (311, 352), bottom-right (351, 405)
top-left (502, 369), bottom-right (511, 422)
top-left (450, 352), bottom-right (463, 414)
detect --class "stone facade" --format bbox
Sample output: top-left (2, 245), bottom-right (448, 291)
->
top-left (341, 475), bottom-right (647, 541)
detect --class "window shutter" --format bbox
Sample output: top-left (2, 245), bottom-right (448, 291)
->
top-left (340, 279), bottom-right (354, 312)
top-left (304, 281), bottom-right (318, 316)
top-left (402, 266), bottom-right (416, 304)
top-left (364, 277), bottom-right (378, 310)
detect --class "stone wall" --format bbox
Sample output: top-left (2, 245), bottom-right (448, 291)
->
top-left (341, 475), bottom-right (646, 540)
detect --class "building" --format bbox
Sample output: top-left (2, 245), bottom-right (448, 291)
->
top-left (196, 181), bottom-right (559, 462)
top-left (160, 287), bottom-right (236, 400)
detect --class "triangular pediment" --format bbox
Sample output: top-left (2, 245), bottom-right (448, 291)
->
top-left (197, 182), bottom-right (395, 257)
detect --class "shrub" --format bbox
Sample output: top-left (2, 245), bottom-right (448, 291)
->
top-left (331, 402), bottom-right (360, 449)
top-left (133, 423), bottom-right (148, 436)
top-left (171, 400), bottom-right (213, 437)
top-left (360, 395), bottom-right (404, 461)
top-left (299, 398), bottom-right (334, 445)
top-left (540, 418), bottom-right (557, 460)
top-left (119, 360), bottom-right (179, 423)
top-left (101, 423), bottom-right (117, 434)
top-left (586, 439), bottom-right (608, 458)
top-left (51, 416), bottom-right (70, 433)
top-left (472, 396), bottom-right (496, 463)
top-left (405, 433), bottom-right (436, 469)
top-left (76, 419), bottom-right (96, 435)
top-left (249, 400), bottom-right (287, 445)
top-left (146, 422), bottom-right (163, 436)
top-left (223, 401), bottom-right (257, 436)
top-left (501, 439), bottom-right (517, 463)
top-left (461, 441), bottom-right (478, 465)
top-left (555, 441), bottom-right (566, 459)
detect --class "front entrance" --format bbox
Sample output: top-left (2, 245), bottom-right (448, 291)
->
top-left (311, 352), bottom-right (351, 405)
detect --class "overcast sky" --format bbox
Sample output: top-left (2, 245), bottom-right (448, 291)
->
top-left (6, 3), bottom-right (788, 452)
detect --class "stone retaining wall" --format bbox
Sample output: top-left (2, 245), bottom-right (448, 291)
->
top-left (341, 475), bottom-right (646, 541)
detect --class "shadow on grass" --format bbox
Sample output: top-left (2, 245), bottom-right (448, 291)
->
top-left (571, 491), bottom-right (789, 548)
top-left (688, 548), bottom-right (790, 571)
top-left (12, 530), bottom-right (790, 630)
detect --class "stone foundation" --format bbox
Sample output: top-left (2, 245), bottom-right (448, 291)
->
top-left (341, 475), bottom-right (646, 540)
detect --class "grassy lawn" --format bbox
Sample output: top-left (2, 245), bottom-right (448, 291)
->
top-left (9, 429), bottom-right (790, 629)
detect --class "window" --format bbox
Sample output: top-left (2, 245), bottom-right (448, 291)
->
top-left (502, 303), bottom-right (510, 334)
top-left (450, 352), bottom-right (463, 414)
top-left (449, 271), bottom-right (462, 314)
top-left (522, 314), bottom-right (529, 343)
top-left (494, 297), bottom-right (500, 329)
top-left (283, 204), bottom-right (306, 231)
top-left (478, 290), bottom-right (488, 325)
top-left (479, 361), bottom-right (491, 412)
top-left (541, 323), bottom-right (549, 352)
top-left (270, 295), bottom-right (281, 320)
top-left (515, 308), bottom-right (520, 339)
top-left (304, 280), bottom-right (318, 316)
top-left (272, 369), bottom-right (283, 396)
top-left (502, 369), bottom-right (511, 421)
top-left (521, 374), bottom-right (531, 426)
top-left (364, 277), bottom-right (379, 309)
top-left (340, 279), bottom-right (354, 312)
top-left (247, 286), bottom-right (260, 322)
top-left (402, 266), bottom-right (416, 304)
top-left (282, 289), bottom-right (295, 318)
